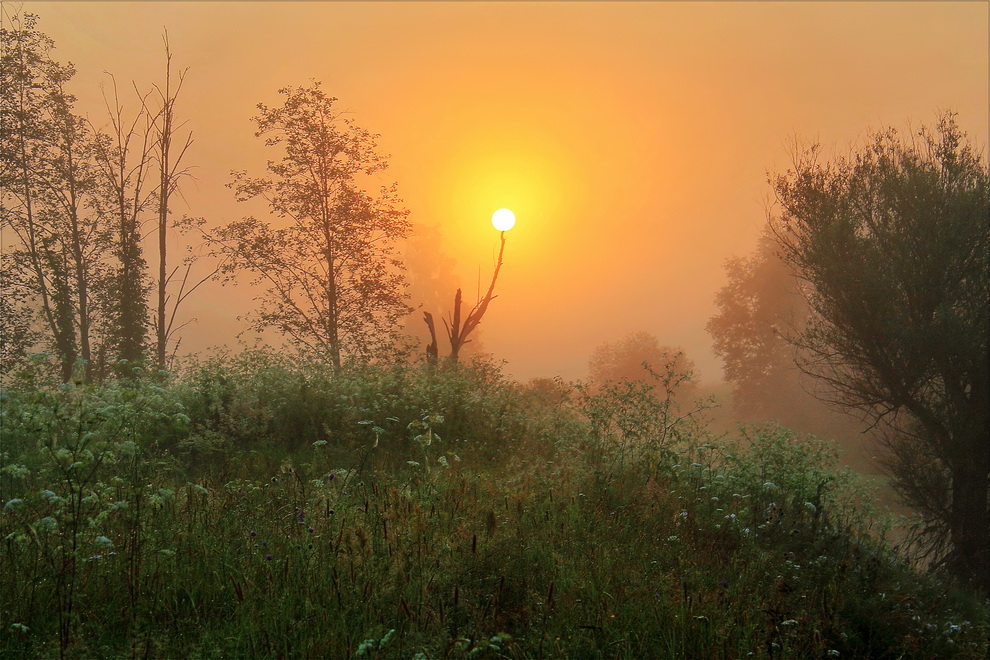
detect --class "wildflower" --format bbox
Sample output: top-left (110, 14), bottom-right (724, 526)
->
top-left (327, 472), bottom-right (335, 481)
top-left (249, 530), bottom-right (257, 537)
top-left (265, 554), bottom-right (273, 561)
top-left (308, 527), bottom-right (315, 533)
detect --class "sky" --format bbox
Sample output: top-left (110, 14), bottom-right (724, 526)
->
top-left (13, 1), bottom-right (989, 383)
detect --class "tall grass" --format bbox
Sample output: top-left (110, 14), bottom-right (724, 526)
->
top-left (1, 351), bottom-right (987, 658)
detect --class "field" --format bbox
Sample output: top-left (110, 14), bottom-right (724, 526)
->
top-left (2, 352), bottom-right (987, 658)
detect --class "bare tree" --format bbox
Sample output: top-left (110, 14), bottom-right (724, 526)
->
top-left (145, 31), bottom-right (198, 371)
top-left (422, 230), bottom-right (507, 365)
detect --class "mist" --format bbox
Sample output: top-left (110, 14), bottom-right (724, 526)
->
top-left (13, 1), bottom-right (985, 390)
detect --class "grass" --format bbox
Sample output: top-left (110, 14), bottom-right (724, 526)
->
top-left (1, 350), bottom-right (987, 658)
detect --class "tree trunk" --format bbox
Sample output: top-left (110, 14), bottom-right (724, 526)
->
top-left (949, 445), bottom-right (990, 593)
top-left (446, 288), bottom-right (464, 364)
top-left (156, 125), bottom-right (169, 370)
top-left (13, 67), bottom-right (64, 376)
top-left (443, 232), bottom-right (506, 364)
top-left (63, 132), bottom-right (92, 377)
top-left (423, 311), bottom-right (438, 365)
top-left (323, 232), bottom-right (341, 371)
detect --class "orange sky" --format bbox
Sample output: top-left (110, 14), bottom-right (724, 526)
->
top-left (17, 1), bottom-right (989, 383)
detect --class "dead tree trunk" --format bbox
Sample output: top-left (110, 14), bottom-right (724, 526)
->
top-left (427, 231), bottom-right (507, 364)
top-left (423, 311), bottom-right (439, 364)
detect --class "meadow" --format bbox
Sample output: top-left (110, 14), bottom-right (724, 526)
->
top-left (1, 351), bottom-right (987, 659)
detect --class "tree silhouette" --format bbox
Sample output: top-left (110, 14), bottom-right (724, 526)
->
top-left (770, 114), bottom-right (989, 592)
top-left (208, 83), bottom-right (411, 368)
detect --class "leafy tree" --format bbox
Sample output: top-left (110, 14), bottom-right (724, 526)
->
top-left (1, 10), bottom-right (208, 381)
top-left (1, 10), bottom-right (105, 381)
top-left (588, 331), bottom-right (698, 398)
top-left (769, 114), bottom-right (989, 592)
top-left (208, 83), bottom-right (411, 368)
top-left (708, 232), bottom-right (806, 421)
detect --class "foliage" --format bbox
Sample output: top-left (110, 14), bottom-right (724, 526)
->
top-left (0, 264), bottom-right (40, 375)
top-left (587, 331), bottom-right (698, 400)
top-left (1, 10), bottom-right (102, 381)
top-left (708, 232), bottom-right (808, 418)
top-left (88, 75), bottom-right (155, 370)
top-left (169, 349), bottom-right (548, 475)
top-left (770, 113), bottom-right (989, 592)
top-left (576, 348), bottom-right (709, 480)
top-left (207, 83), bottom-right (411, 369)
top-left (3, 354), bottom-right (986, 659)
top-left (707, 231), bottom-right (873, 472)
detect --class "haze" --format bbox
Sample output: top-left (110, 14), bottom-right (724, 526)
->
top-left (20, 1), bottom-right (989, 383)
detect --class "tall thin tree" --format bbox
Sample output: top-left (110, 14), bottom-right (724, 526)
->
top-left (148, 31), bottom-right (195, 370)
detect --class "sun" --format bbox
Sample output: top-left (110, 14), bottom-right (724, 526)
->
top-left (491, 208), bottom-right (516, 231)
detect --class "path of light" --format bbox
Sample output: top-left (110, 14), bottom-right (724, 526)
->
top-left (492, 208), bottom-right (516, 231)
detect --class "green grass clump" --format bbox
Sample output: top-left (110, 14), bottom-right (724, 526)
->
top-left (1, 352), bottom-right (987, 658)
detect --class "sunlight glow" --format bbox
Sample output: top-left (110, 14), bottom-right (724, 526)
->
top-left (492, 208), bottom-right (516, 231)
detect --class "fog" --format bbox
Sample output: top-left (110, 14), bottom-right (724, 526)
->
top-left (18, 0), bottom-right (989, 385)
